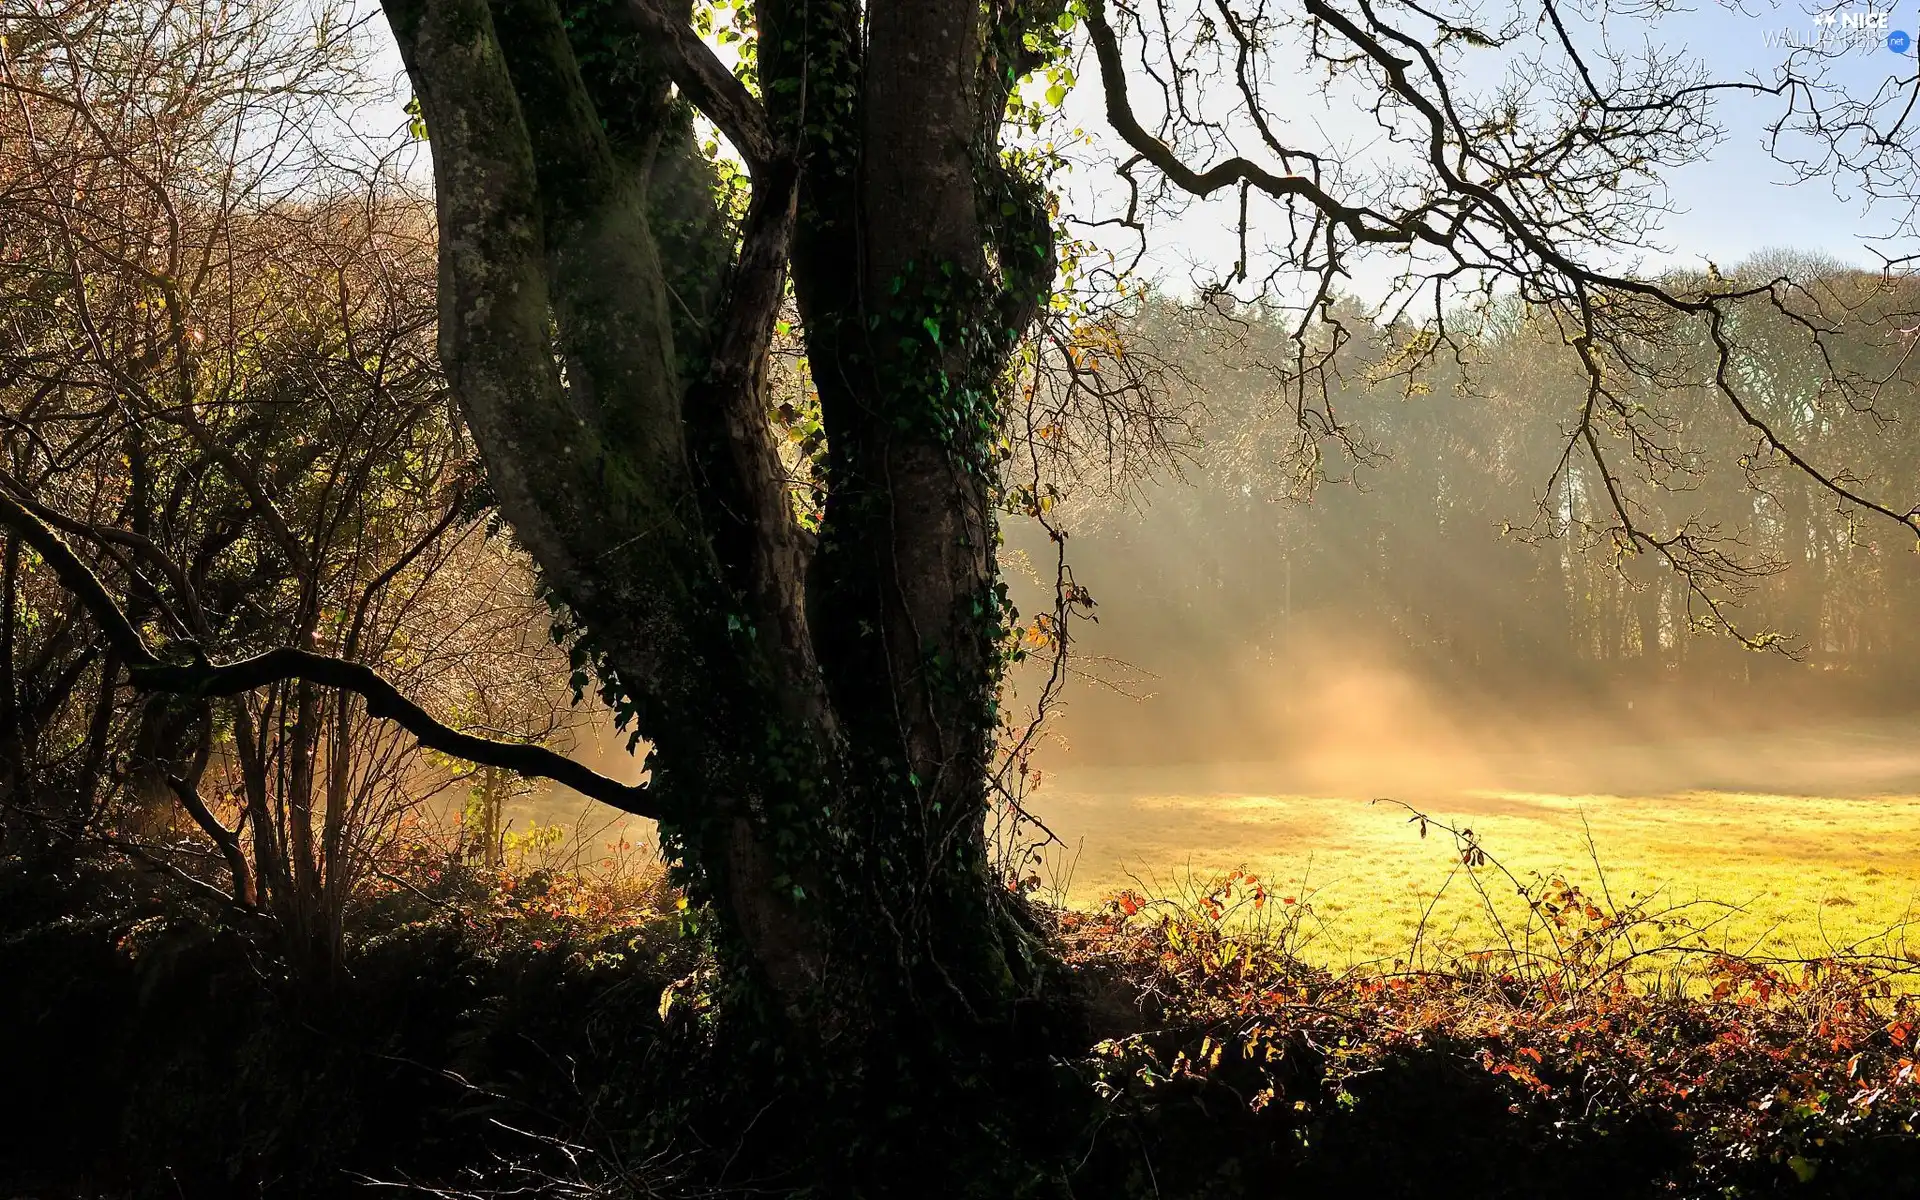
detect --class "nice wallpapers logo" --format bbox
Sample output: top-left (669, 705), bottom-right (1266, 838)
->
top-left (1763, 4), bottom-right (1912, 51)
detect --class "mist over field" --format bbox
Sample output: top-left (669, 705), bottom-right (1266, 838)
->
top-left (965, 281), bottom-right (1920, 955)
top-left (1040, 605), bottom-right (1920, 799)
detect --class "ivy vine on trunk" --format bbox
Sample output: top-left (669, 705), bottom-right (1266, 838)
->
top-left (381, 0), bottom-right (1079, 1180)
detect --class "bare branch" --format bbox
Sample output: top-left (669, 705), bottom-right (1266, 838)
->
top-left (0, 480), bottom-right (659, 818)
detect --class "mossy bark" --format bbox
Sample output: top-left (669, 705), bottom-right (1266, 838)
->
top-left (383, 0), bottom-right (1079, 1184)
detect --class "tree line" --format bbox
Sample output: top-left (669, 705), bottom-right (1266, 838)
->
top-left (1043, 270), bottom-right (1920, 750)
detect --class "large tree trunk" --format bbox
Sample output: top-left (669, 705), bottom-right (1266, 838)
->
top-left (382, 0), bottom-right (1079, 1180)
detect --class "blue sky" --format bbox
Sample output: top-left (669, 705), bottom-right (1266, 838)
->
top-left (1658, 1), bottom-right (1917, 267)
top-left (1041, 1), bottom-right (1920, 298)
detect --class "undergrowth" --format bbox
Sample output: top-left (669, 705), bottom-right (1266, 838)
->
top-left (0, 829), bottom-right (710, 1199)
top-left (10, 808), bottom-right (1920, 1196)
top-left (1057, 805), bottom-right (1920, 1197)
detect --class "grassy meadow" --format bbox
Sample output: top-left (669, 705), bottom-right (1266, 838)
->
top-left (1025, 719), bottom-right (1920, 970)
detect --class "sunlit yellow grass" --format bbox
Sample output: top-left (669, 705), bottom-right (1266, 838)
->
top-left (1031, 781), bottom-right (1920, 970)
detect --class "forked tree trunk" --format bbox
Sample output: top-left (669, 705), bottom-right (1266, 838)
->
top-left (382, 3), bottom-right (1077, 1172)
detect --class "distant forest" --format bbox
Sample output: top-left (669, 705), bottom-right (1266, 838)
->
top-left (1031, 260), bottom-right (1920, 758)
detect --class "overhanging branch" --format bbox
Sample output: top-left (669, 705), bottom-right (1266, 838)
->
top-left (0, 482), bottom-right (660, 820)
top-left (1078, 0), bottom-right (1920, 644)
top-left (1083, 0), bottom-right (1429, 250)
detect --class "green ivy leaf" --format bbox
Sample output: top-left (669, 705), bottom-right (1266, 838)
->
top-left (404, 95), bottom-right (428, 141)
